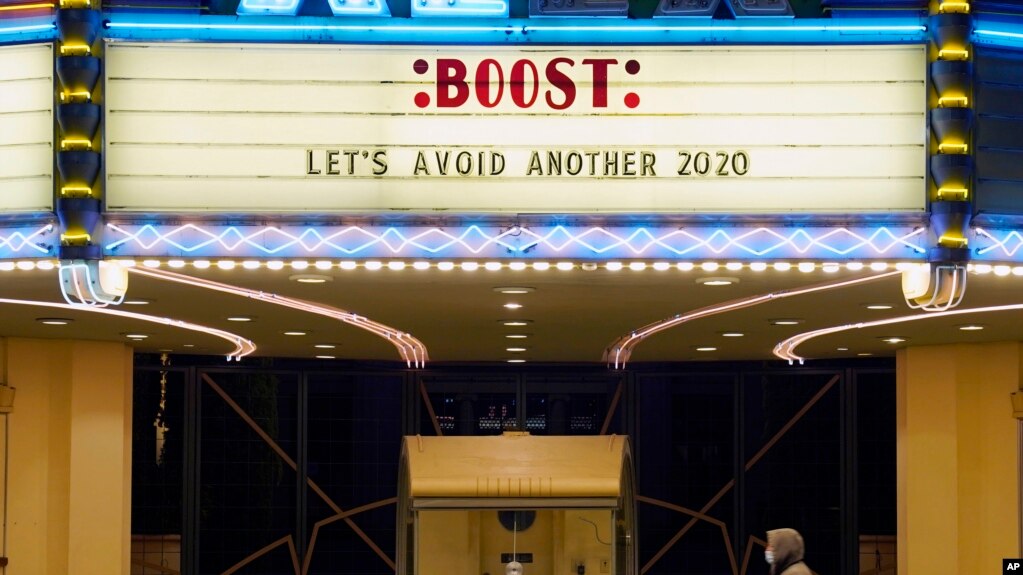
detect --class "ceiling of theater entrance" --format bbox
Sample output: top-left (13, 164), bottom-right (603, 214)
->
top-left (1, 262), bottom-right (1022, 364)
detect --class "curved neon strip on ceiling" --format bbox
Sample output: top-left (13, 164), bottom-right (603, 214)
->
top-left (604, 271), bottom-right (899, 368)
top-left (128, 266), bottom-right (429, 367)
top-left (0, 297), bottom-right (256, 360)
top-left (773, 303), bottom-right (1023, 364)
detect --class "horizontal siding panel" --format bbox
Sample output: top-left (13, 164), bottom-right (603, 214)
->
top-left (0, 178), bottom-right (53, 212)
top-left (107, 144), bottom-right (924, 179)
top-left (0, 44), bottom-right (52, 83)
top-left (106, 175), bottom-right (924, 213)
top-left (975, 83), bottom-right (1023, 118)
top-left (106, 79), bottom-right (924, 116)
top-left (976, 115), bottom-right (1023, 150)
top-left (106, 44), bottom-right (925, 85)
top-left (0, 145), bottom-right (52, 179)
top-left (107, 113), bottom-right (925, 147)
top-left (0, 112), bottom-right (52, 146)
top-left (977, 149), bottom-right (1023, 182)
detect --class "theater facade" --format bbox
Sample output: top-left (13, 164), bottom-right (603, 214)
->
top-left (1, 0), bottom-right (1023, 573)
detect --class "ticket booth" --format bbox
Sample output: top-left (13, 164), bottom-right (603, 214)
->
top-left (396, 433), bottom-right (637, 575)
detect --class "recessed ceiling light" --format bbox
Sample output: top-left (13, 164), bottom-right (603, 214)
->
top-left (695, 347), bottom-right (717, 352)
top-left (510, 262), bottom-right (528, 271)
top-left (749, 262), bottom-right (767, 272)
top-left (123, 298), bottom-right (152, 305)
top-left (581, 263), bottom-right (598, 271)
top-left (413, 261), bottom-right (430, 270)
top-left (532, 262), bottom-right (551, 271)
top-left (314, 344), bottom-right (337, 349)
top-left (437, 262), bottom-right (455, 271)
top-left (629, 262), bottom-right (647, 271)
top-left (556, 262), bottom-right (574, 271)
top-left (506, 347), bottom-right (527, 352)
top-left (798, 262), bottom-right (816, 273)
top-left (216, 260), bottom-right (235, 270)
top-left (721, 332), bottom-right (744, 337)
top-left (387, 261), bottom-right (406, 271)
top-left (315, 260), bottom-right (334, 270)
top-left (158, 348), bottom-right (174, 352)
top-left (696, 277), bottom-right (739, 286)
top-left (37, 317), bottom-right (73, 325)
top-left (507, 359), bottom-right (526, 363)
top-left (284, 331), bottom-right (307, 336)
top-left (857, 353), bottom-right (873, 356)
top-left (700, 262), bottom-right (719, 272)
top-left (774, 262), bottom-right (792, 271)
top-left (725, 262), bottom-right (743, 271)
top-left (770, 319), bottom-right (803, 326)
top-left (880, 336), bottom-right (907, 344)
top-left (485, 262), bottom-right (503, 271)
top-left (289, 274), bottom-right (332, 284)
top-left (864, 304), bottom-right (893, 310)
top-left (227, 316), bottom-right (254, 322)
top-left (958, 324), bottom-right (985, 331)
top-left (315, 355), bottom-right (336, 359)
top-left (506, 334), bottom-right (530, 339)
top-left (494, 287), bottom-right (535, 294)
top-left (837, 347), bottom-right (849, 351)
top-left (125, 333), bottom-right (149, 340)
top-left (606, 262), bottom-right (623, 271)
top-left (365, 261), bottom-right (383, 271)
top-left (503, 303), bottom-right (523, 309)
top-left (267, 261), bottom-right (285, 270)
top-left (183, 344), bottom-right (195, 348)
top-left (501, 320), bottom-right (533, 327)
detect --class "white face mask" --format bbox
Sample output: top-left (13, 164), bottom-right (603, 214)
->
top-left (765, 550), bottom-right (775, 565)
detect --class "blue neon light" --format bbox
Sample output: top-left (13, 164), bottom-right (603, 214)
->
top-left (328, 0), bottom-right (391, 17)
top-left (0, 22), bottom-right (56, 43)
top-left (411, 0), bottom-right (509, 18)
top-left (237, 0), bottom-right (304, 16)
top-left (973, 15), bottom-right (1023, 49)
top-left (102, 14), bottom-right (928, 45)
top-left (100, 222), bottom-right (928, 261)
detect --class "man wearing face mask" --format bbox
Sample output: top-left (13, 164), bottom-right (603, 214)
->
top-left (765, 528), bottom-right (812, 575)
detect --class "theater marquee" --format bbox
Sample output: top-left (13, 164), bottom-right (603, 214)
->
top-left (104, 42), bottom-right (926, 214)
top-left (0, 43), bottom-right (53, 212)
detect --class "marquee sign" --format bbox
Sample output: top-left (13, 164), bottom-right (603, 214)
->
top-left (104, 43), bottom-right (926, 214)
top-left (0, 43), bottom-right (53, 212)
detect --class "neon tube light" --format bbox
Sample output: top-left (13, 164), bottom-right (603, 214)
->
top-left (0, 23), bottom-right (55, 35)
top-left (0, 225), bottom-right (55, 256)
top-left (0, 297), bottom-right (255, 360)
top-left (604, 270), bottom-right (899, 368)
top-left (127, 266), bottom-right (429, 367)
top-left (104, 223), bottom-right (927, 260)
top-left (101, 15), bottom-right (927, 44)
top-left (774, 303), bottom-right (1023, 364)
top-left (0, 3), bottom-right (53, 11)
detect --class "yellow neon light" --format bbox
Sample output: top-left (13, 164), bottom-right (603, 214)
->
top-left (59, 44), bottom-right (91, 56)
top-left (60, 186), bottom-right (93, 197)
top-left (937, 187), bottom-right (969, 201)
top-left (61, 233), bottom-right (92, 242)
top-left (58, 0), bottom-right (90, 7)
top-left (938, 49), bottom-right (969, 61)
top-left (938, 143), bottom-right (969, 154)
top-left (938, 1), bottom-right (970, 13)
top-left (938, 96), bottom-right (969, 108)
top-left (60, 139), bottom-right (93, 150)
top-left (0, 2), bottom-right (54, 11)
top-left (59, 91), bottom-right (92, 103)
top-left (938, 235), bottom-right (968, 248)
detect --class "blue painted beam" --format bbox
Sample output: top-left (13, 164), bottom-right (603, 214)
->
top-left (103, 13), bottom-right (927, 44)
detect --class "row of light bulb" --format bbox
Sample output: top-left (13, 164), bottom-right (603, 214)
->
top-left (3, 259), bottom-right (1023, 275)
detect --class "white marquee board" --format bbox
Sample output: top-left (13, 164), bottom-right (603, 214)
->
top-left (104, 42), bottom-right (926, 214)
top-left (0, 43), bottom-right (53, 212)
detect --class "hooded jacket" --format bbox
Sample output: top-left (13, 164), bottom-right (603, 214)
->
top-left (767, 528), bottom-right (812, 575)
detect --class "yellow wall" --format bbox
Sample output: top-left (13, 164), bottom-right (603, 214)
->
top-left (0, 338), bottom-right (133, 575)
top-left (897, 342), bottom-right (1020, 575)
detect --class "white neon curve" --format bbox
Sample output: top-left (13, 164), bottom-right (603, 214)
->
top-left (774, 303), bottom-right (1023, 364)
top-left (128, 267), bottom-right (428, 367)
top-left (0, 297), bottom-right (255, 360)
top-left (603, 271), bottom-right (900, 369)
